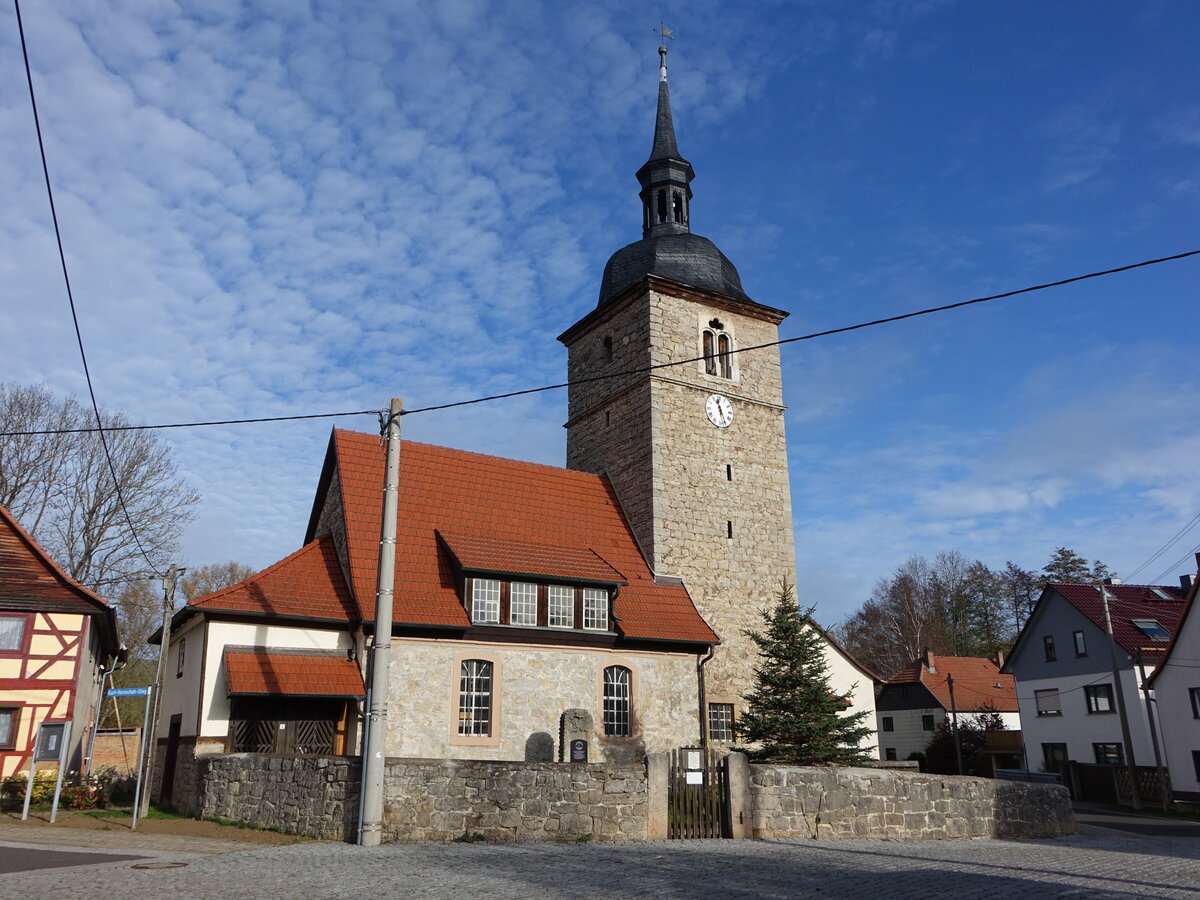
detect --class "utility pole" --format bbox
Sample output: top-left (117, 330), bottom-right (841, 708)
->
top-left (140, 563), bottom-right (181, 817)
top-left (947, 673), bottom-right (964, 776)
top-left (1136, 653), bottom-right (1170, 812)
top-left (359, 399), bottom-right (402, 846)
top-left (1100, 584), bottom-right (1142, 810)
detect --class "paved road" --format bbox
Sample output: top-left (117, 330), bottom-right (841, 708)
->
top-left (1075, 802), bottom-right (1200, 839)
top-left (0, 845), bottom-right (146, 874)
top-left (0, 831), bottom-right (1196, 899)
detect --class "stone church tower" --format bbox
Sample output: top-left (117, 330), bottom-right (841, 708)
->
top-left (559, 46), bottom-right (796, 738)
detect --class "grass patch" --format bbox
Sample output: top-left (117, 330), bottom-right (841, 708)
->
top-left (80, 805), bottom-right (185, 821)
top-left (453, 830), bottom-right (487, 843)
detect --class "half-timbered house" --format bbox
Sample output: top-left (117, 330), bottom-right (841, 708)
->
top-left (0, 502), bottom-right (121, 778)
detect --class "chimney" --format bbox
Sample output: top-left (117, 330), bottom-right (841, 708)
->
top-left (1183, 574), bottom-right (1196, 593)
top-left (992, 650), bottom-right (1005, 669)
top-left (922, 649), bottom-right (936, 674)
top-left (1103, 577), bottom-right (1122, 585)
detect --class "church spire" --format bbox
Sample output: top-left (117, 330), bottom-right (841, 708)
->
top-left (636, 42), bottom-right (694, 239)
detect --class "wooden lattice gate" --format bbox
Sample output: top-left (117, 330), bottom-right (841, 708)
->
top-left (668, 747), bottom-right (728, 839)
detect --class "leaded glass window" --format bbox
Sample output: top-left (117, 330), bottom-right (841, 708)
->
top-left (457, 660), bottom-right (493, 737)
top-left (603, 666), bottom-right (631, 737)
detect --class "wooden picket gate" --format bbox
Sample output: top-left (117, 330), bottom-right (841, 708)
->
top-left (668, 747), bottom-right (727, 839)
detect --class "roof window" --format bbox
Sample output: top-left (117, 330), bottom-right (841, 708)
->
top-left (1130, 618), bottom-right (1171, 640)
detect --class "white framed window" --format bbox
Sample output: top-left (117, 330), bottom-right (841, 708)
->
top-left (708, 702), bottom-right (734, 742)
top-left (1073, 630), bottom-right (1087, 657)
top-left (548, 585), bottom-right (574, 628)
top-left (509, 582), bottom-right (538, 626)
top-left (1035, 688), bottom-right (1062, 716)
top-left (603, 666), bottom-right (631, 736)
top-left (0, 616), bottom-right (26, 652)
top-left (457, 659), bottom-right (493, 737)
top-left (471, 579), bottom-right (501, 624)
top-left (583, 588), bottom-right (608, 630)
top-left (1085, 684), bottom-right (1114, 714)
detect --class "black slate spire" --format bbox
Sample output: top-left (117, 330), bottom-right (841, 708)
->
top-left (635, 44), bottom-right (694, 239)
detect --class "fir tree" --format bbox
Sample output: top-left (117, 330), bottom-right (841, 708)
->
top-left (738, 584), bottom-right (874, 765)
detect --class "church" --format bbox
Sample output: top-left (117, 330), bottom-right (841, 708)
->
top-left (153, 46), bottom-right (877, 807)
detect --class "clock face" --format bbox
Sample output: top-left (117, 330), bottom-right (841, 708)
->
top-left (705, 394), bottom-right (733, 428)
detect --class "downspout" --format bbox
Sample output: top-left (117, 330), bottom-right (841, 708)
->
top-left (697, 645), bottom-right (715, 749)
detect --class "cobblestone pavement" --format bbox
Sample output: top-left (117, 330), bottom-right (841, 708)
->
top-left (0, 831), bottom-right (1197, 899)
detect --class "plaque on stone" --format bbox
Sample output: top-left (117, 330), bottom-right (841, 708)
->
top-left (559, 708), bottom-right (593, 762)
top-left (570, 739), bottom-right (588, 763)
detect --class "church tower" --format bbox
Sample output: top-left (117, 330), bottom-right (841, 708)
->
top-left (559, 45), bottom-right (796, 738)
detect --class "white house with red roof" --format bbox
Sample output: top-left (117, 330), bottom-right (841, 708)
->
top-left (875, 651), bottom-right (1018, 765)
top-left (1146, 557), bottom-right (1200, 804)
top-left (1002, 581), bottom-right (1186, 774)
top-left (154, 47), bottom-right (880, 809)
top-left (0, 502), bottom-right (121, 779)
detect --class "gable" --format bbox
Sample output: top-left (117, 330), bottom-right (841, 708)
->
top-left (307, 430), bottom-right (716, 645)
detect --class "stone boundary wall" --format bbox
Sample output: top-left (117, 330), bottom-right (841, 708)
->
top-left (192, 754), bottom-right (1072, 843)
top-left (746, 764), bottom-right (1074, 840)
top-left (195, 755), bottom-right (648, 842)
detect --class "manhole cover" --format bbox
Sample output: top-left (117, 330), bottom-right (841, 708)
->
top-left (131, 862), bottom-right (189, 869)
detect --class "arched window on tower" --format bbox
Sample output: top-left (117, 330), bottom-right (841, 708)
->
top-left (718, 333), bottom-right (733, 379)
top-left (656, 190), bottom-right (667, 224)
top-left (672, 191), bottom-right (685, 224)
top-left (702, 330), bottom-right (717, 376)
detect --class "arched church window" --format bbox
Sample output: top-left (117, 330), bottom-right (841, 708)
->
top-left (718, 333), bottom-right (733, 379)
top-left (603, 666), bottom-right (631, 736)
top-left (672, 191), bottom-right (685, 224)
top-left (702, 330), bottom-right (717, 375)
top-left (656, 190), bottom-right (667, 224)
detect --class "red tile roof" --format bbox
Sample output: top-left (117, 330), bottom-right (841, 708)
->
top-left (0, 501), bottom-right (118, 652)
top-left (323, 430), bottom-right (716, 644)
top-left (224, 647), bottom-right (364, 697)
top-left (189, 536), bottom-right (355, 622)
top-left (1050, 582), bottom-right (1186, 660)
top-left (439, 532), bottom-right (626, 584)
top-left (888, 653), bottom-right (1017, 713)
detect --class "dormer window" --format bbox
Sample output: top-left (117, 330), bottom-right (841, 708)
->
top-left (466, 577), bottom-right (612, 632)
top-left (1131, 619), bottom-right (1171, 640)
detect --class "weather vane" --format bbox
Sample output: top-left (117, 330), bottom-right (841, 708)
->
top-left (654, 23), bottom-right (675, 44)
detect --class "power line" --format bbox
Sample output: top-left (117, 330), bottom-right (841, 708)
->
top-left (8, 247), bottom-right (1194, 439)
top-left (1149, 541), bottom-right (1200, 586)
top-left (15, 0), bottom-right (159, 575)
top-left (399, 249), bottom-right (1200, 418)
top-left (1122, 511), bottom-right (1200, 582)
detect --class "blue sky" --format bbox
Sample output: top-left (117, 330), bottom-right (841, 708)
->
top-left (2, 1), bottom-right (1198, 627)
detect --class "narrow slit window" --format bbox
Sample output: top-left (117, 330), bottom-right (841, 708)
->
top-left (727, 520), bottom-right (733, 539)
top-left (726, 464), bottom-right (732, 481)
top-left (656, 190), bottom-right (667, 223)
top-left (603, 335), bottom-right (613, 361)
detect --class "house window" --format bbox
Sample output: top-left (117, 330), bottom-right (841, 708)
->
top-left (1034, 688), bottom-right (1062, 716)
top-left (885, 748), bottom-right (897, 761)
top-left (1130, 619), bottom-right (1171, 640)
top-left (1042, 743), bottom-right (1067, 772)
top-left (509, 582), bottom-right (538, 626)
top-left (708, 703), bottom-right (734, 742)
top-left (603, 666), bottom-right (631, 737)
top-left (1043, 635), bottom-right (1057, 661)
top-left (921, 714), bottom-right (935, 731)
top-left (1190, 688), bottom-right (1200, 718)
top-left (0, 616), bottom-right (26, 652)
top-left (457, 660), bottom-right (493, 737)
top-left (1073, 631), bottom-right (1087, 657)
top-left (583, 588), bottom-right (609, 631)
top-left (1085, 684), bottom-right (1114, 714)
top-left (471, 579), bottom-right (501, 624)
top-left (548, 585), bottom-right (575, 628)
top-left (1094, 743), bottom-right (1124, 766)
top-left (0, 708), bottom-right (18, 750)
top-left (176, 637), bottom-right (186, 678)
top-left (881, 716), bottom-right (894, 732)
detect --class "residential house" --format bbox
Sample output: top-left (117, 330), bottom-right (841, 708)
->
top-left (1002, 581), bottom-right (1185, 774)
top-left (875, 650), bottom-right (1019, 764)
top-left (1146, 559), bottom-right (1200, 804)
top-left (154, 47), bottom-right (879, 810)
top-left (0, 502), bottom-right (121, 778)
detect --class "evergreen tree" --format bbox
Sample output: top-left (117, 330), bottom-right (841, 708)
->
top-left (738, 584), bottom-right (874, 765)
